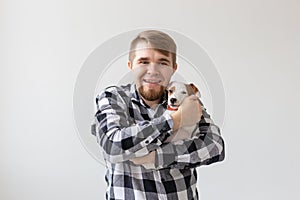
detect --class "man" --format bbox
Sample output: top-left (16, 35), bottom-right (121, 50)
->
top-left (91, 30), bottom-right (225, 200)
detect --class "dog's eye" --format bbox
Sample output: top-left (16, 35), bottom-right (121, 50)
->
top-left (168, 89), bottom-right (173, 94)
top-left (181, 91), bottom-right (187, 94)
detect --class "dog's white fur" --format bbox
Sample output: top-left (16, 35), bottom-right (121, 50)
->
top-left (165, 81), bottom-right (201, 143)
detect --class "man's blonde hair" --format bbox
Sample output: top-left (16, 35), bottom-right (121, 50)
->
top-left (129, 30), bottom-right (177, 66)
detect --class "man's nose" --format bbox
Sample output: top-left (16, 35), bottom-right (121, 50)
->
top-left (146, 63), bottom-right (160, 74)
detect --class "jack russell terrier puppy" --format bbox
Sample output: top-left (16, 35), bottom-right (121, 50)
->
top-left (164, 81), bottom-right (202, 143)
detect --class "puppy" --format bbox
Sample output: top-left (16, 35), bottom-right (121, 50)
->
top-left (165, 81), bottom-right (201, 143)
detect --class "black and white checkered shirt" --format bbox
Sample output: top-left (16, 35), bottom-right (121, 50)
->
top-left (91, 83), bottom-right (225, 200)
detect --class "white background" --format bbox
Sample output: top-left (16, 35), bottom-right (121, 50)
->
top-left (1, 0), bottom-right (300, 199)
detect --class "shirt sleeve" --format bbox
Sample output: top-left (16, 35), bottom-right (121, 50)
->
top-left (154, 108), bottom-right (225, 169)
top-left (91, 86), bottom-right (173, 164)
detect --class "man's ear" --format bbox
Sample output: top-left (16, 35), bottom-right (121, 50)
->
top-left (128, 61), bottom-right (132, 70)
top-left (173, 63), bottom-right (178, 73)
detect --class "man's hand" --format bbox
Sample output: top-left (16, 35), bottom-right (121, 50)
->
top-left (171, 95), bottom-right (202, 130)
top-left (130, 151), bottom-right (156, 165)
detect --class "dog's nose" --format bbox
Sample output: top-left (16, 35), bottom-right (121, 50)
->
top-left (170, 98), bottom-right (177, 104)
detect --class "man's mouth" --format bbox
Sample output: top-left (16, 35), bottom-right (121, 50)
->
top-left (143, 79), bottom-right (161, 84)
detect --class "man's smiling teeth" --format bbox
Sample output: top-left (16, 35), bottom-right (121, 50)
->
top-left (144, 79), bottom-right (161, 84)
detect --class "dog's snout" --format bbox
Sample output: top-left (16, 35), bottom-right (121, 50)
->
top-left (170, 98), bottom-right (177, 104)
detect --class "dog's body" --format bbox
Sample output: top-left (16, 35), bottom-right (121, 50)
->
top-left (165, 81), bottom-right (201, 143)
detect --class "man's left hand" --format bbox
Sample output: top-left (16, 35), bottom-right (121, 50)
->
top-left (130, 151), bottom-right (156, 165)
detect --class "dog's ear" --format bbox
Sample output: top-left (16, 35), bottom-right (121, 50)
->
top-left (189, 83), bottom-right (201, 98)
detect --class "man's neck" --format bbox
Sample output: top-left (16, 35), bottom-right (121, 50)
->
top-left (142, 98), bottom-right (160, 110)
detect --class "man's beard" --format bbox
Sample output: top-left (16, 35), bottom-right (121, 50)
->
top-left (138, 85), bottom-right (165, 101)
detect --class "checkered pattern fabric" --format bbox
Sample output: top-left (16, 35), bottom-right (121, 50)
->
top-left (91, 83), bottom-right (225, 200)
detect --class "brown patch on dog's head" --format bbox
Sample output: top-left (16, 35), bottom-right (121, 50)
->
top-left (186, 83), bottom-right (201, 97)
top-left (168, 86), bottom-right (175, 96)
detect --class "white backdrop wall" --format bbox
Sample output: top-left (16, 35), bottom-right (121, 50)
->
top-left (1, 0), bottom-right (299, 200)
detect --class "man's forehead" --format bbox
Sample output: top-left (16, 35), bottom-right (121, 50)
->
top-left (133, 48), bottom-right (171, 60)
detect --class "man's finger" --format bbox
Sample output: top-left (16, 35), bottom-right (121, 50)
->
top-left (188, 95), bottom-right (198, 100)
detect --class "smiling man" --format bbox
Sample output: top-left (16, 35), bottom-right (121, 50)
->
top-left (91, 30), bottom-right (225, 200)
top-left (128, 40), bottom-right (176, 107)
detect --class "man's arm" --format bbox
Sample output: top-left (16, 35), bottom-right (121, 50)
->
top-left (132, 106), bottom-right (225, 169)
top-left (155, 108), bottom-right (225, 169)
top-left (91, 86), bottom-right (173, 164)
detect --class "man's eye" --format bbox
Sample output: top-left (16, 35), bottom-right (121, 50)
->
top-left (181, 91), bottom-right (187, 94)
top-left (140, 61), bottom-right (149, 65)
top-left (160, 62), bottom-right (169, 66)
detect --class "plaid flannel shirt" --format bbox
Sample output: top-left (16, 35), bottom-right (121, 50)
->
top-left (91, 83), bottom-right (225, 200)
